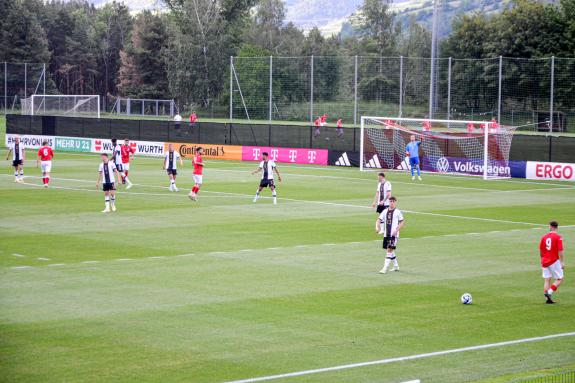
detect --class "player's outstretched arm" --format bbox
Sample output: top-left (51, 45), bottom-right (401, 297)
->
top-left (251, 167), bottom-right (261, 175)
top-left (6, 149), bottom-right (12, 160)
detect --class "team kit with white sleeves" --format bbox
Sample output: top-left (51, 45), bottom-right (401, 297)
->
top-left (375, 180), bottom-right (391, 214)
top-left (9, 141), bottom-right (25, 182)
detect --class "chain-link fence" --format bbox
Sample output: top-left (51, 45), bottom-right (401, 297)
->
top-left (1, 62), bottom-right (47, 114)
top-left (230, 56), bottom-right (575, 132)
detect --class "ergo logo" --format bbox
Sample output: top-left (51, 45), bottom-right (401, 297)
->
top-left (535, 163), bottom-right (574, 180)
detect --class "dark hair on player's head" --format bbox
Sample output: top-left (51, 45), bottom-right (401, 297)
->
top-left (550, 220), bottom-right (559, 228)
top-left (389, 196), bottom-right (397, 202)
top-left (197, 146), bottom-right (202, 151)
top-left (378, 172), bottom-right (385, 178)
top-left (262, 152), bottom-right (269, 157)
top-left (111, 138), bottom-right (117, 144)
top-left (42, 140), bottom-right (48, 145)
top-left (101, 153), bottom-right (108, 157)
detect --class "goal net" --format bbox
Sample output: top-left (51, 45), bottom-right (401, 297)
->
top-left (360, 117), bottom-right (517, 179)
top-left (21, 95), bottom-right (100, 118)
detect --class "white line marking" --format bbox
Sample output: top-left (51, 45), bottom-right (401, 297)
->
top-left (81, 261), bottom-right (99, 264)
top-left (176, 253), bottom-right (194, 257)
top-left (8, 175), bottom-right (569, 228)
top-left (116, 258), bottom-right (133, 261)
top-left (322, 243), bottom-right (336, 246)
top-left (47, 263), bottom-right (65, 267)
top-left (239, 249), bottom-right (253, 252)
top-left (266, 247), bottom-right (281, 250)
top-left (11, 266), bottom-right (33, 270)
top-left (223, 332), bottom-right (575, 383)
top-left (12, 253), bottom-right (25, 257)
top-left (149, 256), bottom-right (166, 259)
top-left (37, 257), bottom-right (50, 261)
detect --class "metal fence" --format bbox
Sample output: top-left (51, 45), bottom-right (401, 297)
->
top-left (515, 370), bottom-right (575, 383)
top-left (230, 56), bottom-right (575, 132)
top-left (1, 62), bottom-right (47, 114)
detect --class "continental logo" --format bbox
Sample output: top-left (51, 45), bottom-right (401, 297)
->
top-left (164, 143), bottom-right (242, 161)
top-left (178, 144), bottom-right (225, 158)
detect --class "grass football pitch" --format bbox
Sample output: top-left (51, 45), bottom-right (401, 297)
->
top-left (1, 148), bottom-right (574, 382)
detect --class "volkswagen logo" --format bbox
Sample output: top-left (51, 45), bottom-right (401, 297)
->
top-left (436, 157), bottom-right (450, 173)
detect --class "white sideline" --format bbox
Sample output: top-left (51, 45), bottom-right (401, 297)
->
top-left (223, 332), bottom-right (575, 383)
top-left (5, 176), bottom-right (563, 227)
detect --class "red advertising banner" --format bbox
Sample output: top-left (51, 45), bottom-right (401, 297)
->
top-left (242, 146), bottom-right (328, 165)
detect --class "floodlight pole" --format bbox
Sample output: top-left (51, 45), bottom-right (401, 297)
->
top-left (497, 56), bottom-right (502, 123)
top-left (269, 55), bottom-right (273, 123)
top-left (310, 55), bottom-right (314, 124)
top-left (229, 56), bottom-right (233, 121)
top-left (447, 57), bottom-right (452, 121)
top-left (549, 56), bottom-right (555, 133)
top-left (428, 0), bottom-right (439, 119)
top-left (353, 55), bottom-right (358, 127)
top-left (399, 56), bottom-right (403, 117)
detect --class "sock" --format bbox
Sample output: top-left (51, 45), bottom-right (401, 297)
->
top-left (272, 191), bottom-right (277, 203)
top-left (170, 180), bottom-right (175, 186)
top-left (105, 197), bottom-right (110, 209)
top-left (19, 171), bottom-right (23, 177)
top-left (411, 166), bottom-right (414, 176)
top-left (111, 197), bottom-right (116, 206)
top-left (125, 170), bottom-right (129, 178)
top-left (547, 285), bottom-right (558, 295)
top-left (14, 171), bottom-right (18, 178)
top-left (417, 166), bottom-right (421, 176)
top-left (254, 190), bottom-right (260, 201)
top-left (125, 176), bottom-right (131, 184)
top-left (192, 186), bottom-right (199, 194)
top-left (391, 253), bottom-right (398, 268)
top-left (46, 176), bottom-right (50, 185)
top-left (42, 177), bottom-right (46, 184)
top-left (383, 258), bottom-right (391, 271)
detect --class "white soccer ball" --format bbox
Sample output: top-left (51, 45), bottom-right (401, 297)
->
top-left (461, 293), bottom-right (473, 305)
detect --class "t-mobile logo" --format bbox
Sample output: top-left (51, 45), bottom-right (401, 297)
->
top-left (308, 151), bottom-right (317, 163)
top-left (252, 148), bottom-right (261, 160)
top-left (270, 149), bottom-right (279, 160)
top-left (289, 150), bottom-right (298, 162)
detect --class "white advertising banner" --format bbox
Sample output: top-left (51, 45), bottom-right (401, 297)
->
top-left (92, 138), bottom-right (165, 157)
top-left (5, 134), bottom-right (55, 149)
top-left (526, 161), bottom-right (575, 182)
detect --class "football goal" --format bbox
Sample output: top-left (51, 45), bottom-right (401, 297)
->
top-left (360, 117), bottom-right (517, 180)
top-left (21, 95), bottom-right (100, 118)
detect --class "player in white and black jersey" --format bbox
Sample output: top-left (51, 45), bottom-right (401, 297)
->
top-left (375, 196), bottom-right (405, 274)
top-left (163, 143), bottom-right (183, 192)
top-left (372, 172), bottom-right (391, 214)
top-left (96, 153), bottom-right (120, 213)
top-left (111, 138), bottom-right (132, 189)
top-left (251, 152), bottom-right (282, 205)
top-left (6, 136), bottom-right (25, 182)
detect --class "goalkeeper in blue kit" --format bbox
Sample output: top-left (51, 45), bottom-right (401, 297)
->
top-left (406, 135), bottom-right (422, 181)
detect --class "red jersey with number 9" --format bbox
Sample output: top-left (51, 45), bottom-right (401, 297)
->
top-left (38, 146), bottom-right (54, 161)
top-left (539, 232), bottom-right (563, 267)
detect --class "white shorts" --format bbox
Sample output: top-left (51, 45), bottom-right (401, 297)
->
top-left (542, 260), bottom-right (564, 279)
top-left (123, 163), bottom-right (130, 171)
top-left (320, 122), bottom-right (326, 127)
top-left (41, 161), bottom-right (52, 173)
top-left (193, 174), bottom-right (203, 185)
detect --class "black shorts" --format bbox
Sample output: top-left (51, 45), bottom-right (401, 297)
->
top-left (12, 160), bottom-right (23, 167)
top-left (167, 169), bottom-right (177, 176)
top-left (102, 182), bottom-right (116, 192)
top-left (383, 236), bottom-right (397, 250)
top-left (260, 179), bottom-right (275, 188)
top-left (376, 205), bottom-right (388, 214)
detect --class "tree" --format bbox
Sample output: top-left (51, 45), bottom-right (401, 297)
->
top-left (351, 0), bottom-right (397, 56)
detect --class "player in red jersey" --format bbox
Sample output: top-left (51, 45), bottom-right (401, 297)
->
top-left (120, 138), bottom-right (135, 187)
top-left (539, 220), bottom-right (565, 304)
top-left (422, 120), bottom-right (431, 132)
top-left (37, 140), bottom-right (54, 188)
top-left (188, 147), bottom-right (204, 201)
top-left (313, 117), bottom-right (321, 138)
top-left (336, 118), bottom-right (344, 138)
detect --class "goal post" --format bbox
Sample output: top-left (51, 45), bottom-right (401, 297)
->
top-left (21, 95), bottom-right (100, 118)
top-left (360, 117), bottom-right (517, 180)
